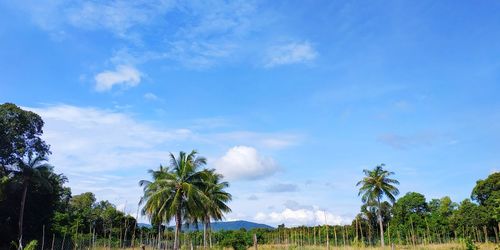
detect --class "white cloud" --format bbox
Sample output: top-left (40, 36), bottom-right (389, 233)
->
top-left (66, 0), bottom-right (174, 37)
top-left (27, 105), bottom-right (192, 173)
top-left (265, 42), bottom-right (317, 67)
top-left (214, 146), bottom-right (279, 180)
top-left (254, 207), bottom-right (349, 227)
top-left (143, 92), bottom-right (159, 101)
top-left (94, 65), bottom-right (141, 92)
top-left (12, 0), bottom-right (174, 39)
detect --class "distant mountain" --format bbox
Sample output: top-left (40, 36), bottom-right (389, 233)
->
top-left (138, 223), bottom-right (152, 229)
top-left (138, 220), bottom-right (273, 231)
top-left (204, 220), bottom-right (274, 231)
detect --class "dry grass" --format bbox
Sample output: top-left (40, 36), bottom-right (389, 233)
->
top-left (255, 243), bottom-right (499, 249)
top-left (94, 242), bottom-right (500, 250)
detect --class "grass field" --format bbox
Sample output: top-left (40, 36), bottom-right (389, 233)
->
top-left (254, 243), bottom-right (499, 250)
top-left (93, 242), bottom-right (500, 250)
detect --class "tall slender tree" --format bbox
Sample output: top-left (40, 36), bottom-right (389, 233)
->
top-left (14, 153), bottom-right (53, 250)
top-left (357, 164), bottom-right (399, 247)
top-left (200, 170), bottom-right (232, 249)
top-left (139, 150), bottom-right (208, 250)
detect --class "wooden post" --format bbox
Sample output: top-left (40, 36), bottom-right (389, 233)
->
top-left (345, 226), bottom-right (349, 246)
top-left (360, 220), bottom-right (364, 246)
top-left (313, 226), bottom-right (316, 245)
top-left (61, 233), bottom-right (66, 250)
top-left (41, 224), bottom-right (45, 250)
top-left (109, 222), bottom-right (113, 250)
top-left (493, 225), bottom-right (499, 243)
top-left (342, 226), bottom-right (346, 247)
top-left (333, 226), bottom-right (337, 247)
top-left (355, 217), bottom-right (359, 243)
top-left (483, 226), bottom-right (488, 243)
top-left (254, 233), bottom-right (258, 250)
top-left (158, 224), bottom-right (161, 250)
top-left (387, 222), bottom-right (391, 246)
top-left (51, 233), bottom-right (55, 250)
top-left (326, 225), bottom-right (330, 250)
top-left (324, 212), bottom-right (329, 250)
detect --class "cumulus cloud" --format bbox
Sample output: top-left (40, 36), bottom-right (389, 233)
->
top-left (254, 207), bottom-right (349, 227)
top-left (265, 42), bottom-right (317, 68)
top-left (214, 146), bottom-right (279, 180)
top-left (94, 65), bottom-right (141, 92)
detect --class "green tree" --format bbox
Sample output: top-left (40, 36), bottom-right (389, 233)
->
top-left (0, 103), bottom-right (50, 175)
top-left (358, 201), bottom-right (392, 243)
top-left (392, 192), bottom-right (429, 242)
top-left (471, 172), bottom-right (500, 222)
top-left (70, 192), bottom-right (97, 235)
top-left (218, 229), bottom-right (252, 250)
top-left (200, 170), bottom-right (232, 249)
top-left (450, 199), bottom-right (489, 237)
top-left (428, 196), bottom-right (457, 238)
top-left (139, 150), bottom-right (209, 250)
top-left (13, 154), bottom-right (53, 250)
top-left (357, 164), bottom-right (399, 247)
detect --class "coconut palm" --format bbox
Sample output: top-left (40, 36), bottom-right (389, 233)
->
top-left (139, 150), bottom-right (208, 250)
top-left (200, 169), bottom-right (232, 249)
top-left (356, 164), bottom-right (399, 247)
top-left (14, 153), bottom-right (53, 250)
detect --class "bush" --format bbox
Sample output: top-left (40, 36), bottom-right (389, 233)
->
top-left (464, 237), bottom-right (478, 250)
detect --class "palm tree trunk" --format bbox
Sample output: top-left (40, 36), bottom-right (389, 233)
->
top-left (18, 181), bottom-right (28, 250)
top-left (203, 219), bottom-right (208, 249)
top-left (208, 220), bottom-right (213, 248)
top-left (377, 198), bottom-right (385, 247)
top-left (174, 210), bottom-right (182, 250)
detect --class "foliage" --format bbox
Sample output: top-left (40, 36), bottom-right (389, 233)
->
top-left (464, 237), bottom-right (478, 250)
top-left (357, 164), bottom-right (399, 247)
top-left (218, 229), bottom-right (252, 250)
top-left (139, 150), bottom-right (233, 250)
top-left (0, 158), bottom-right (67, 248)
top-left (471, 172), bottom-right (500, 222)
top-left (24, 240), bottom-right (38, 250)
top-left (0, 103), bottom-right (50, 173)
top-left (392, 192), bottom-right (428, 229)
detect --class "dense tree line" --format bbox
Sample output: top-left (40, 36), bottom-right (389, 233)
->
top-left (353, 166), bottom-right (499, 246)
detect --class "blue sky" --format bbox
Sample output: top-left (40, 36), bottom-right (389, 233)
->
top-left (1, 0), bottom-right (500, 226)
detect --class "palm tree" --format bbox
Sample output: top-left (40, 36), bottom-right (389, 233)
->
top-left (139, 150), bottom-right (208, 250)
top-left (356, 164), bottom-right (399, 247)
top-left (200, 169), bottom-right (232, 249)
top-left (14, 153), bottom-right (53, 250)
